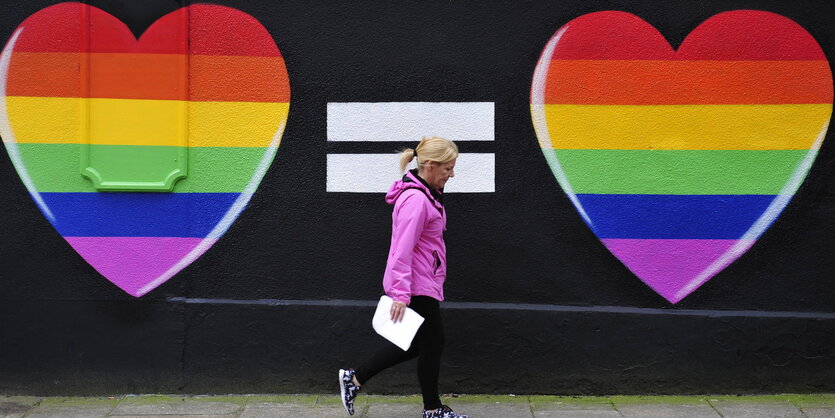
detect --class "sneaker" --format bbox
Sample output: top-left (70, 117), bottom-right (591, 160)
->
top-left (422, 405), bottom-right (469, 418)
top-left (338, 368), bottom-right (361, 415)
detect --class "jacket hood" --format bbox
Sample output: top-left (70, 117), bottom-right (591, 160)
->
top-left (385, 170), bottom-right (444, 212)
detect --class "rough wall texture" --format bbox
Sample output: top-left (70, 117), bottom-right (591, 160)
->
top-left (1, 0), bottom-right (834, 395)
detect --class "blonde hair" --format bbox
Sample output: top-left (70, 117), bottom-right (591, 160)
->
top-left (398, 136), bottom-right (459, 173)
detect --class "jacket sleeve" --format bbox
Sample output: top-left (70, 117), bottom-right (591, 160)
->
top-left (385, 191), bottom-right (427, 305)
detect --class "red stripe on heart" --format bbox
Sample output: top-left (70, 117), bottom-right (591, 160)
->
top-left (551, 10), bottom-right (826, 60)
top-left (12, 2), bottom-right (280, 57)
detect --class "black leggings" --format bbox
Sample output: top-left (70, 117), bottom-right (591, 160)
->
top-left (355, 296), bottom-right (445, 410)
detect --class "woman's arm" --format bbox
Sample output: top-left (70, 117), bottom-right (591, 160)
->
top-left (385, 191), bottom-right (427, 307)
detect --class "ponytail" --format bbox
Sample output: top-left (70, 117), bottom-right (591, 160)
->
top-left (398, 148), bottom-right (417, 173)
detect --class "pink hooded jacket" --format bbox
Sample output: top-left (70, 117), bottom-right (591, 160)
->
top-left (382, 170), bottom-right (447, 305)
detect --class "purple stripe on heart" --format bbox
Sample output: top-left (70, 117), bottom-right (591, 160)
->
top-left (64, 237), bottom-right (217, 296)
top-left (600, 238), bottom-right (757, 303)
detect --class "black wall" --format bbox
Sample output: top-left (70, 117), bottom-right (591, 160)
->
top-left (1, 0), bottom-right (834, 395)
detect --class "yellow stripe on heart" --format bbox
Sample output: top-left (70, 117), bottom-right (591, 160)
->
top-left (5, 97), bottom-right (290, 147)
top-left (533, 104), bottom-right (831, 150)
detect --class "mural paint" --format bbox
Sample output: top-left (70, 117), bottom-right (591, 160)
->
top-left (531, 10), bottom-right (833, 303)
top-left (326, 102), bottom-right (495, 193)
top-left (0, 2), bottom-right (290, 297)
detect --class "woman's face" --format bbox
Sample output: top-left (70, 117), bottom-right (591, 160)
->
top-left (423, 159), bottom-right (456, 190)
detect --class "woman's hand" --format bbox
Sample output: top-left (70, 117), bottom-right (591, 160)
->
top-left (390, 300), bottom-right (407, 323)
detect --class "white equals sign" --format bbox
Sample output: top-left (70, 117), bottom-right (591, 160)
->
top-left (326, 102), bottom-right (495, 193)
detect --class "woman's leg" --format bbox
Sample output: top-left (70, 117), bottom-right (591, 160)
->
top-left (353, 296), bottom-right (445, 411)
top-left (354, 338), bottom-right (418, 385)
top-left (344, 316), bottom-right (419, 415)
top-left (353, 298), bottom-right (433, 384)
top-left (411, 296), bottom-right (444, 411)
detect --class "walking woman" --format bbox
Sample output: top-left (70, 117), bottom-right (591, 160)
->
top-left (339, 137), bottom-right (468, 418)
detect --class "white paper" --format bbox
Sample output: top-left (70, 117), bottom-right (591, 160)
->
top-left (372, 295), bottom-right (425, 351)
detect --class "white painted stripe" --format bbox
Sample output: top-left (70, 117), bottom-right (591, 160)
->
top-left (0, 28), bottom-right (56, 222)
top-left (327, 102), bottom-right (494, 142)
top-left (443, 153), bottom-right (494, 193)
top-left (138, 121), bottom-right (287, 296)
top-left (327, 153), bottom-right (494, 193)
top-left (529, 25), bottom-right (592, 227)
top-left (530, 25), bottom-right (566, 106)
top-left (674, 119), bottom-right (830, 302)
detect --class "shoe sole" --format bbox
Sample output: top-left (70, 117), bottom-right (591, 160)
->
top-left (339, 369), bottom-right (353, 415)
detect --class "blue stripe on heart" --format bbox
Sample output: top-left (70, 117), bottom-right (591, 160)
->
top-left (40, 192), bottom-right (240, 237)
top-left (575, 194), bottom-right (778, 239)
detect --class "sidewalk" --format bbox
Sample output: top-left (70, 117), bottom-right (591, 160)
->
top-left (2, 394), bottom-right (834, 417)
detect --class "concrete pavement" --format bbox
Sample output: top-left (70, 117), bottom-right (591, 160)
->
top-left (2, 394), bottom-right (834, 417)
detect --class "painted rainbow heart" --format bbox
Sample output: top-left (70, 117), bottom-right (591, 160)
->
top-left (0, 3), bottom-right (290, 297)
top-left (531, 10), bottom-right (832, 303)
